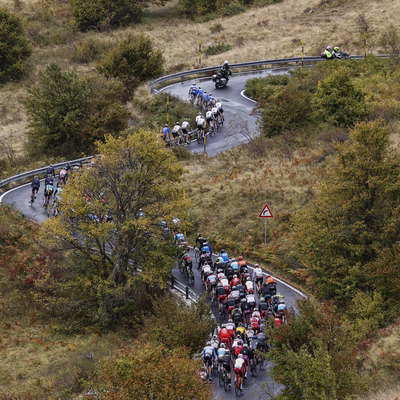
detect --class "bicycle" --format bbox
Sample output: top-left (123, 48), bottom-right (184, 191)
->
top-left (43, 190), bottom-right (52, 217)
top-left (29, 188), bottom-right (39, 205)
top-left (250, 356), bottom-right (258, 377)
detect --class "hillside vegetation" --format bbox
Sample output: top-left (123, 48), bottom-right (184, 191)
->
top-left (1, 0), bottom-right (400, 157)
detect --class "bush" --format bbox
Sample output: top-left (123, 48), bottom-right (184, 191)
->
top-left (245, 75), bottom-right (289, 100)
top-left (87, 342), bottom-right (212, 400)
top-left (210, 22), bottom-right (223, 33)
top-left (25, 63), bottom-right (129, 158)
top-left (219, 0), bottom-right (246, 16)
top-left (312, 67), bottom-right (367, 127)
top-left (70, 0), bottom-right (142, 31)
top-left (142, 295), bottom-right (215, 354)
top-left (99, 34), bottom-right (163, 97)
top-left (72, 38), bottom-right (103, 63)
top-left (261, 85), bottom-right (313, 136)
top-left (267, 299), bottom-right (360, 400)
top-left (205, 43), bottom-right (231, 55)
top-left (0, 8), bottom-right (32, 84)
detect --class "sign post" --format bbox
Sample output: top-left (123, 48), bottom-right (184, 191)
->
top-left (258, 203), bottom-right (274, 245)
top-left (301, 40), bottom-right (304, 67)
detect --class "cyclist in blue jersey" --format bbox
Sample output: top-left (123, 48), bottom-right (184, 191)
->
top-left (189, 82), bottom-right (197, 102)
top-left (162, 124), bottom-right (170, 141)
top-left (220, 249), bottom-right (229, 263)
top-left (201, 241), bottom-right (212, 256)
top-left (196, 87), bottom-right (204, 106)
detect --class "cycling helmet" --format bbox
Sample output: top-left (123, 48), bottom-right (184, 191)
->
top-left (221, 249), bottom-right (225, 253)
top-left (224, 60), bottom-right (229, 65)
top-left (228, 319), bottom-right (233, 323)
top-left (238, 353), bottom-right (243, 358)
top-left (209, 93), bottom-right (212, 96)
top-left (254, 264), bottom-right (259, 268)
top-left (233, 274), bottom-right (237, 278)
top-left (184, 117), bottom-right (188, 121)
top-left (225, 349), bottom-right (230, 354)
top-left (231, 258), bottom-right (236, 262)
top-left (246, 276), bottom-right (251, 281)
top-left (197, 233), bottom-right (202, 237)
top-left (243, 344), bottom-right (248, 348)
top-left (193, 82), bottom-right (196, 85)
top-left (266, 274), bottom-right (271, 279)
top-left (218, 268), bottom-right (223, 273)
top-left (176, 122), bottom-right (180, 125)
top-left (327, 46), bottom-right (332, 51)
top-left (207, 341), bottom-right (211, 346)
top-left (243, 268), bottom-right (248, 273)
top-left (49, 164), bottom-right (53, 167)
top-left (260, 297), bottom-right (265, 302)
top-left (34, 175), bottom-right (38, 179)
top-left (238, 256), bottom-right (243, 261)
top-left (165, 123), bottom-right (168, 127)
top-left (220, 343), bottom-right (226, 349)
top-left (334, 46), bottom-right (339, 51)
top-left (238, 322), bottom-right (243, 327)
top-left (221, 324), bottom-right (226, 328)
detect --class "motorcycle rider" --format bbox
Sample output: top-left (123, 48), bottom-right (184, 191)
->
top-left (323, 46), bottom-right (333, 59)
top-left (220, 60), bottom-right (232, 80)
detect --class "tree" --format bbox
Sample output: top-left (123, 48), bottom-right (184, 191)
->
top-left (40, 131), bottom-right (187, 327)
top-left (86, 342), bottom-right (212, 400)
top-left (142, 295), bottom-right (215, 354)
top-left (99, 34), bottom-right (163, 97)
top-left (25, 63), bottom-right (129, 158)
top-left (70, 0), bottom-right (142, 31)
top-left (0, 8), bottom-right (31, 84)
top-left (294, 121), bottom-right (400, 306)
top-left (267, 299), bottom-right (359, 400)
top-left (313, 67), bottom-right (367, 127)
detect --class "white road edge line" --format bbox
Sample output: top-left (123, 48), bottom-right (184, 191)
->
top-left (0, 181), bottom-right (32, 204)
top-left (240, 90), bottom-right (257, 104)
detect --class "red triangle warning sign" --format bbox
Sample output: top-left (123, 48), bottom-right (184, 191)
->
top-left (258, 203), bottom-right (273, 218)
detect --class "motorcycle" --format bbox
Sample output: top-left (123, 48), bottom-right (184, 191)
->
top-left (320, 50), bottom-right (350, 60)
top-left (212, 73), bottom-right (229, 89)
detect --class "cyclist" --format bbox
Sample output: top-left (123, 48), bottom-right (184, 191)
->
top-left (218, 324), bottom-right (232, 347)
top-left (196, 86), bottom-right (204, 106)
top-left (46, 164), bottom-right (55, 177)
top-left (234, 354), bottom-right (245, 391)
top-left (207, 272), bottom-right (217, 299)
top-left (216, 100), bottom-right (224, 122)
top-left (217, 283), bottom-right (227, 315)
top-left (205, 109), bottom-right (214, 132)
top-left (181, 118), bottom-right (191, 144)
top-left (212, 104), bottom-right (220, 126)
top-left (59, 167), bottom-right (68, 185)
top-left (210, 334), bottom-right (220, 351)
top-left (202, 341), bottom-right (217, 380)
top-left (200, 240), bottom-right (212, 256)
top-left (226, 318), bottom-right (236, 340)
top-left (188, 82), bottom-right (197, 102)
top-left (246, 292), bottom-right (256, 313)
top-left (232, 306), bottom-right (244, 326)
top-left (161, 124), bottom-right (170, 141)
top-left (196, 233), bottom-right (207, 248)
top-left (172, 122), bottom-right (182, 145)
top-left (220, 249), bottom-right (229, 263)
top-left (241, 297), bottom-right (251, 324)
top-left (240, 344), bottom-right (250, 377)
top-left (217, 342), bottom-right (227, 372)
top-left (245, 276), bottom-right (254, 294)
top-left (266, 274), bottom-right (277, 295)
top-left (201, 91), bottom-right (208, 110)
top-left (259, 297), bottom-right (269, 318)
top-left (44, 174), bottom-right (54, 188)
top-left (199, 250), bottom-right (211, 271)
top-left (30, 176), bottom-right (40, 204)
top-left (232, 335), bottom-right (243, 359)
top-left (195, 114), bottom-right (206, 138)
top-left (222, 349), bottom-right (232, 387)
top-left (43, 181), bottom-right (54, 202)
top-left (53, 183), bottom-right (63, 215)
top-left (253, 264), bottom-right (264, 292)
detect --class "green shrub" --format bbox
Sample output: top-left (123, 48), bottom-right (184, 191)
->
top-left (312, 67), bottom-right (367, 127)
top-left (205, 43), bottom-right (231, 55)
top-left (261, 85), bottom-right (313, 136)
top-left (98, 34), bottom-right (163, 97)
top-left (220, 0), bottom-right (246, 16)
top-left (70, 0), bottom-right (142, 31)
top-left (25, 63), bottom-right (129, 158)
top-left (72, 38), bottom-right (112, 63)
top-left (0, 8), bottom-right (32, 84)
top-left (210, 22), bottom-right (223, 33)
top-left (245, 75), bottom-right (290, 100)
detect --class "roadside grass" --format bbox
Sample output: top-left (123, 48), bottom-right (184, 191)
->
top-left (183, 129), bottom-right (334, 283)
top-left (0, 272), bottom-right (127, 398)
top-left (1, 0), bottom-right (400, 153)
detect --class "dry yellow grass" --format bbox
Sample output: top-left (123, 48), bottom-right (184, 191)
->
top-left (0, 0), bottom-right (400, 153)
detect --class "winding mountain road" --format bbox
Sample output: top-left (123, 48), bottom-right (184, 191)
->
top-left (1, 66), bottom-right (303, 400)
